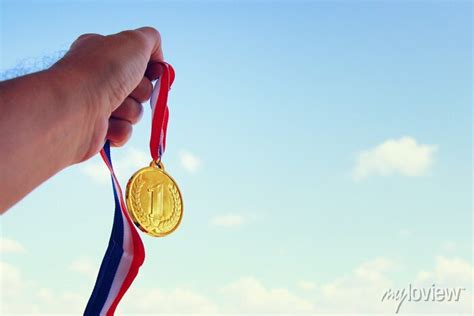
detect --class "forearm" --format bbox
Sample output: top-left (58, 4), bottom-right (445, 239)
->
top-left (0, 68), bottom-right (84, 213)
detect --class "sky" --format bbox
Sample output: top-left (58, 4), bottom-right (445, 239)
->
top-left (0, 0), bottom-right (472, 314)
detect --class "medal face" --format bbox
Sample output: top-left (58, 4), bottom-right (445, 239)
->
top-left (125, 162), bottom-right (183, 237)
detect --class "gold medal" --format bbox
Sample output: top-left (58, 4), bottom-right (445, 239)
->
top-left (125, 161), bottom-right (183, 237)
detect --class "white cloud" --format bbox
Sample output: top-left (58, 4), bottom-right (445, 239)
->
top-left (69, 256), bottom-right (98, 279)
top-left (406, 256), bottom-right (473, 313)
top-left (0, 261), bottom-right (40, 313)
top-left (210, 214), bottom-right (245, 228)
top-left (317, 256), bottom-right (473, 314)
top-left (2, 254), bottom-right (471, 314)
top-left (35, 288), bottom-right (85, 313)
top-left (80, 147), bottom-right (149, 184)
top-left (298, 280), bottom-right (316, 291)
top-left (220, 277), bottom-right (315, 313)
top-left (179, 150), bottom-right (201, 173)
top-left (0, 261), bottom-right (26, 295)
top-left (353, 257), bottom-right (395, 284)
top-left (0, 259), bottom-right (89, 313)
top-left (319, 257), bottom-right (396, 313)
top-left (81, 148), bottom-right (202, 184)
top-left (119, 287), bottom-right (218, 314)
top-left (353, 136), bottom-right (437, 181)
top-left (415, 256), bottom-right (473, 286)
top-left (0, 237), bottom-right (26, 254)
top-left (80, 158), bottom-right (108, 183)
top-left (95, 277), bottom-right (314, 314)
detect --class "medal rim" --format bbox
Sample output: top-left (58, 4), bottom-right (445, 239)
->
top-left (125, 165), bottom-right (184, 237)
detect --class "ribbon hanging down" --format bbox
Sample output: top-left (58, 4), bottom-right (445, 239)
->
top-left (85, 62), bottom-right (175, 315)
top-left (84, 141), bottom-right (145, 315)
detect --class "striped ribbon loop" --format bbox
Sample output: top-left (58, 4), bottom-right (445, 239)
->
top-left (85, 62), bottom-right (175, 315)
top-left (149, 62), bottom-right (175, 161)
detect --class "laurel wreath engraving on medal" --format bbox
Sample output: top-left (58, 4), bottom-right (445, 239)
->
top-left (131, 174), bottom-right (150, 227)
top-left (154, 184), bottom-right (182, 233)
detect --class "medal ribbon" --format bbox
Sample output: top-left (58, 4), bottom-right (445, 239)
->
top-left (85, 62), bottom-right (175, 315)
top-left (149, 62), bottom-right (175, 161)
top-left (84, 142), bottom-right (145, 315)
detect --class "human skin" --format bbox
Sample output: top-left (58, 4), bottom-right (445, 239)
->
top-left (0, 27), bottom-right (164, 213)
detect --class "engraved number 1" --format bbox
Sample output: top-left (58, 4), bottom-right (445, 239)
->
top-left (148, 184), bottom-right (164, 217)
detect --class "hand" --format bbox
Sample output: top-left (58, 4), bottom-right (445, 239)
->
top-left (0, 27), bottom-right (165, 212)
top-left (52, 27), bottom-right (164, 163)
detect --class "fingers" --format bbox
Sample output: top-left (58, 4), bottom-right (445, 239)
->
top-left (108, 95), bottom-right (144, 147)
top-left (130, 76), bottom-right (153, 102)
top-left (113, 27), bottom-right (163, 62)
top-left (135, 27), bottom-right (164, 81)
top-left (135, 27), bottom-right (164, 62)
top-left (111, 76), bottom-right (149, 124)
top-left (111, 97), bottom-right (143, 124)
top-left (107, 118), bottom-right (132, 147)
top-left (74, 26), bottom-right (162, 149)
top-left (145, 62), bottom-right (163, 81)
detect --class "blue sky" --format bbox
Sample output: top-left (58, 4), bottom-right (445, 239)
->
top-left (1, 1), bottom-right (472, 314)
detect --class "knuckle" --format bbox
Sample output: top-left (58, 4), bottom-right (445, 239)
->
top-left (113, 98), bottom-right (143, 124)
top-left (119, 30), bottom-right (146, 45)
top-left (121, 128), bottom-right (133, 144)
top-left (141, 27), bottom-right (161, 40)
top-left (133, 103), bottom-right (144, 123)
top-left (127, 100), bottom-right (143, 124)
top-left (77, 33), bottom-right (96, 41)
top-left (120, 123), bottom-right (132, 138)
top-left (112, 120), bottom-right (132, 141)
top-left (119, 30), bottom-right (138, 39)
top-left (134, 79), bottom-right (152, 102)
top-left (71, 33), bottom-right (102, 47)
top-left (135, 27), bottom-right (161, 47)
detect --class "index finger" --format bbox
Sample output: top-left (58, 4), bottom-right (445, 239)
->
top-left (135, 27), bottom-right (164, 62)
top-left (145, 62), bottom-right (164, 81)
